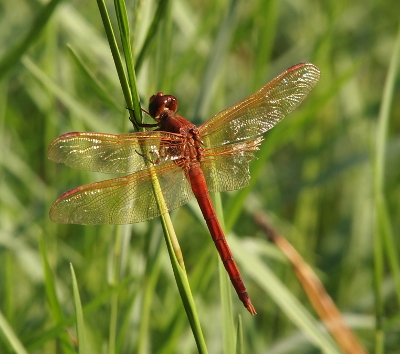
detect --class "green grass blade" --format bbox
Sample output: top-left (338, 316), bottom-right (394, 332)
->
top-left (235, 315), bottom-right (243, 354)
top-left (39, 234), bottom-right (75, 353)
top-left (96, 0), bottom-right (133, 115)
top-left (214, 193), bottom-right (236, 354)
top-left (39, 234), bottom-right (66, 322)
top-left (70, 264), bottom-right (90, 354)
top-left (160, 212), bottom-right (209, 354)
top-left (0, 311), bottom-right (29, 354)
top-left (147, 167), bottom-right (207, 352)
top-left (26, 277), bottom-right (135, 353)
top-left (137, 234), bottom-right (163, 354)
top-left (107, 227), bottom-right (122, 354)
top-left (114, 0), bottom-right (142, 125)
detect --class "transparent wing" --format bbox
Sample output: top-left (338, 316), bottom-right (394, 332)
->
top-left (47, 131), bottom-right (185, 174)
top-left (49, 162), bottom-right (193, 225)
top-left (201, 137), bottom-right (263, 192)
top-left (199, 63), bottom-right (320, 148)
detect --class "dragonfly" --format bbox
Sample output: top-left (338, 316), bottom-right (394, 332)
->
top-left (48, 63), bottom-right (320, 315)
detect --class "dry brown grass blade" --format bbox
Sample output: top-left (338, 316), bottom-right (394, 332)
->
top-left (255, 213), bottom-right (367, 354)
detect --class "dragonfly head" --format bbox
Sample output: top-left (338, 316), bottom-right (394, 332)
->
top-left (149, 92), bottom-right (178, 120)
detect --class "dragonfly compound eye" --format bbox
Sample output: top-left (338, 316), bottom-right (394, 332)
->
top-left (149, 92), bottom-right (178, 118)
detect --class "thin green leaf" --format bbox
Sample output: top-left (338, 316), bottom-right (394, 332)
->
top-left (214, 193), bottom-right (236, 354)
top-left (114, 0), bottom-right (142, 125)
top-left (235, 315), bottom-right (243, 354)
top-left (27, 277), bottom-right (135, 353)
top-left (107, 227), bottom-right (122, 354)
top-left (160, 212), bottom-right (209, 354)
top-left (146, 167), bottom-right (208, 353)
top-left (137, 233), bottom-right (163, 354)
top-left (39, 234), bottom-right (75, 353)
top-left (96, 0), bottom-right (133, 117)
top-left (70, 264), bottom-right (90, 354)
top-left (0, 311), bottom-right (29, 354)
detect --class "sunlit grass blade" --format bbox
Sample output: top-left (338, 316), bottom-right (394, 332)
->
top-left (147, 168), bottom-right (207, 353)
top-left (0, 311), bottom-right (29, 354)
top-left (28, 276), bottom-right (135, 353)
top-left (107, 227), bottom-right (122, 354)
top-left (114, 0), bottom-right (142, 125)
top-left (70, 264), bottom-right (90, 354)
top-left (96, 0), bottom-right (133, 118)
top-left (160, 212), bottom-right (209, 354)
top-left (152, 0), bottom-right (173, 91)
top-left (235, 315), bottom-right (243, 354)
top-left (213, 193), bottom-right (236, 353)
top-left (137, 233), bottom-right (163, 354)
top-left (219, 258), bottom-right (235, 352)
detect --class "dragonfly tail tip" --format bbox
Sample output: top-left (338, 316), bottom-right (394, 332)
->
top-left (246, 303), bottom-right (257, 315)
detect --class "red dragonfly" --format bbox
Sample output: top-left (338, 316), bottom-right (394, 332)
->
top-left (48, 63), bottom-right (320, 315)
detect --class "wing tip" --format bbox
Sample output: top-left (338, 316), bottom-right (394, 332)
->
top-left (47, 132), bottom-right (81, 162)
top-left (287, 62), bottom-right (321, 82)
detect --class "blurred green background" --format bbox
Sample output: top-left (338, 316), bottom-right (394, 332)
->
top-left (1, 0), bottom-right (400, 353)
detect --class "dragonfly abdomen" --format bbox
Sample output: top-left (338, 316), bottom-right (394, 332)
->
top-left (187, 163), bottom-right (256, 314)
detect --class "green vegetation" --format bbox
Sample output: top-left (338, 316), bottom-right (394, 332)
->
top-left (0, 0), bottom-right (399, 353)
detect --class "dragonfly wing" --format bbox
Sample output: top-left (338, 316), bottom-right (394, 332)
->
top-left (201, 137), bottom-right (263, 192)
top-left (50, 162), bottom-right (193, 225)
top-left (199, 63), bottom-right (320, 148)
top-left (47, 131), bottom-right (184, 174)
